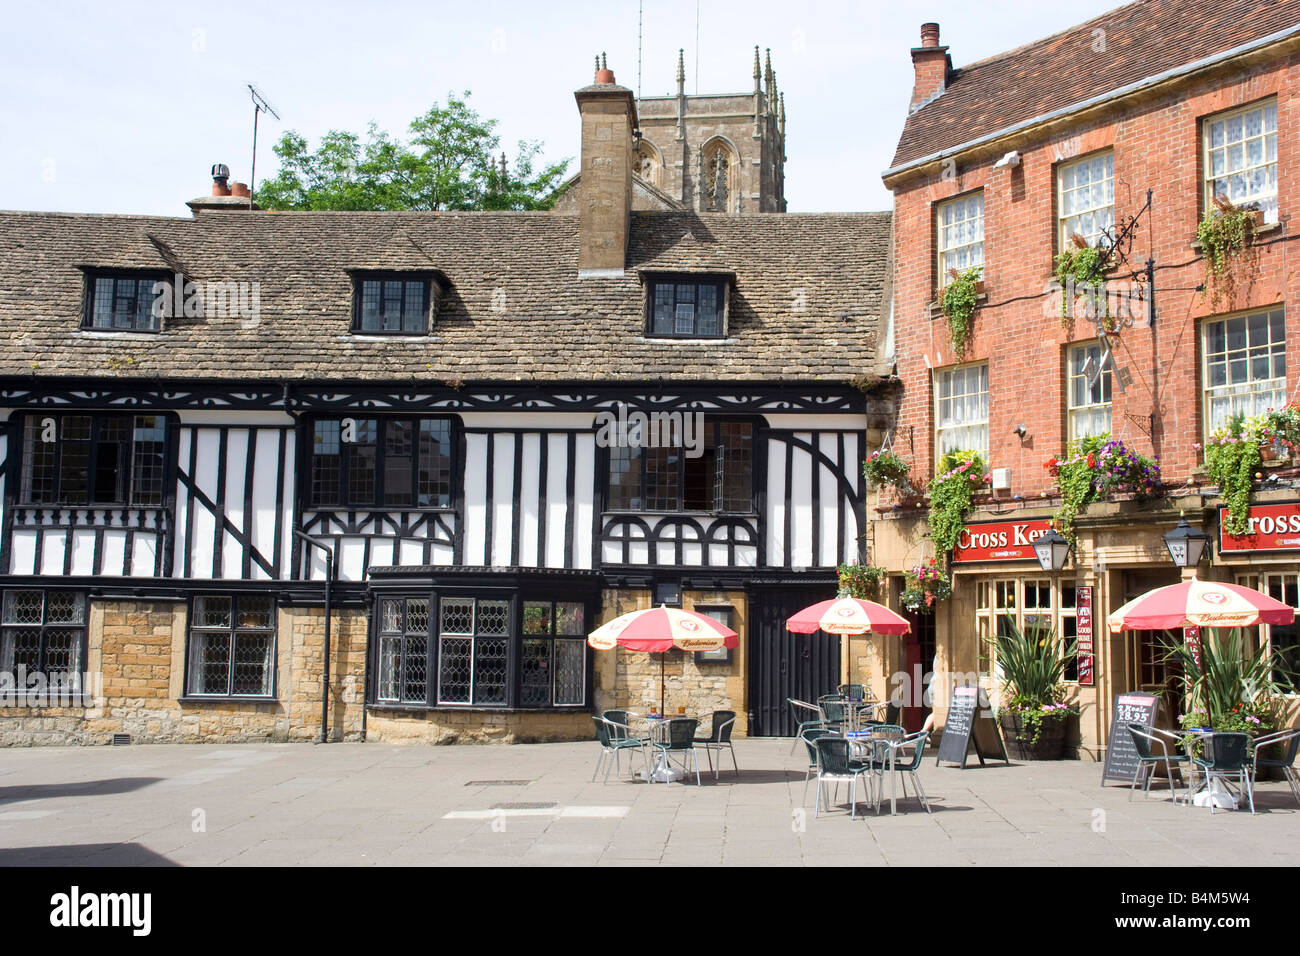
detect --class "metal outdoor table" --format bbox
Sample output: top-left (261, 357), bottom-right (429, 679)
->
top-left (1183, 728), bottom-right (1244, 810)
top-left (847, 728), bottom-right (905, 814)
top-left (635, 714), bottom-right (686, 783)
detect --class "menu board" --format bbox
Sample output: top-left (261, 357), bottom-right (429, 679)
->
top-left (936, 684), bottom-right (1009, 768)
top-left (1076, 587), bottom-right (1094, 685)
top-left (1100, 692), bottom-right (1160, 785)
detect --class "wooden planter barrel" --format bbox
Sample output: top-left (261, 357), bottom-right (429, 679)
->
top-left (999, 712), bottom-right (1068, 761)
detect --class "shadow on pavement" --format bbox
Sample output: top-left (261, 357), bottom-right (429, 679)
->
top-left (0, 777), bottom-right (163, 804)
top-left (0, 843), bottom-right (178, 866)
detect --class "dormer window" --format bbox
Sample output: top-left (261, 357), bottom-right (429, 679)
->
top-left (83, 270), bottom-right (167, 332)
top-left (643, 273), bottom-right (731, 338)
top-left (352, 273), bottom-right (435, 335)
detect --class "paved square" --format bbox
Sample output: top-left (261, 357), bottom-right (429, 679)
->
top-left (0, 739), bottom-right (1295, 866)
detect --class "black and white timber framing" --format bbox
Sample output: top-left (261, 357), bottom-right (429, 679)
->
top-left (0, 380), bottom-right (870, 594)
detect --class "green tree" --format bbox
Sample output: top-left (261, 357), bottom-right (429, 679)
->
top-left (255, 93), bottom-right (570, 212)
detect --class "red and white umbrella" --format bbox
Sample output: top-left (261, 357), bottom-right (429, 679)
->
top-left (1107, 578), bottom-right (1295, 633)
top-left (785, 597), bottom-right (911, 636)
top-left (588, 606), bottom-right (739, 651)
top-left (588, 606), bottom-right (738, 713)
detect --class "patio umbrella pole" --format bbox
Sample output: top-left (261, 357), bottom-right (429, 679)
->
top-left (660, 654), bottom-right (666, 714)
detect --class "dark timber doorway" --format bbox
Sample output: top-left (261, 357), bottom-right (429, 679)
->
top-left (749, 585), bottom-right (841, 736)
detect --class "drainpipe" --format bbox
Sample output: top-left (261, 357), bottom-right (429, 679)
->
top-left (294, 530), bottom-right (334, 744)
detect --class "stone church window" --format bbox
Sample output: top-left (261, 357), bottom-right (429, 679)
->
top-left (704, 145), bottom-right (733, 212)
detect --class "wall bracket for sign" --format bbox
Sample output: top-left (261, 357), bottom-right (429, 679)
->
top-left (936, 683), bottom-right (1010, 768)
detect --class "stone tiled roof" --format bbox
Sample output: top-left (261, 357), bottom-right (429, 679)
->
top-left (889, 0), bottom-right (1300, 172)
top-left (0, 208), bottom-right (890, 384)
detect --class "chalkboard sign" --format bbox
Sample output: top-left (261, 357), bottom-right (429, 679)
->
top-left (936, 684), bottom-right (1009, 768)
top-left (1100, 692), bottom-right (1160, 785)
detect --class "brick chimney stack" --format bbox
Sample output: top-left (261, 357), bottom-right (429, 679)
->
top-left (575, 54), bottom-right (638, 277)
top-left (187, 163), bottom-right (260, 215)
top-left (910, 22), bottom-right (951, 113)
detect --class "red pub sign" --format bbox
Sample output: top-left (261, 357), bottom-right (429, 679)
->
top-left (1219, 502), bottom-right (1300, 553)
top-left (952, 518), bottom-right (1053, 563)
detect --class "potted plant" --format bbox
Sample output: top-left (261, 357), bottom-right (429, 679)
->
top-left (1258, 403), bottom-right (1300, 460)
top-left (939, 267), bottom-right (983, 355)
top-left (1197, 195), bottom-right (1259, 308)
top-left (837, 562), bottom-right (887, 600)
top-left (862, 449), bottom-right (914, 493)
top-left (989, 616), bottom-right (1077, 760)
top-left (1046, 434), bottom-right (1161, 543)
top-left (1204, 414), bottom-right (1262, 536)
top-left (1167, 628), bottom-right (1292, 766)
top-left (900, 559), bottom-right (951, 613)
top-left (1054, 233), bottom-right (1108, 327)
top-left (927, 448), bottom-right (987, 553)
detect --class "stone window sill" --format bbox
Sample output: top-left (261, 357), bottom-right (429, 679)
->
top-left (178, 696), bottom-right (280, 705)
top-left (929, 292), bottom-right (988, 317)
top-left (366, 703), bottom-right (592, 715)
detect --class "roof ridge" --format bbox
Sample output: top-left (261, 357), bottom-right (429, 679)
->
top-left (953, 0), bottom-right (1147, 74)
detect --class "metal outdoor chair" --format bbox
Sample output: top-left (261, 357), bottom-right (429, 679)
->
top-left (881, 730), bottom-right (932, 814)
top-left (1126, 723), bottom-right (1192, 805)
top-left (650, 717), bottom-right (702, 786)
top-left (813, 736), bottom-right (875, 820)
top-left (693, 710), bottom-right (738, 781)
top-left (800, 727), bottom-right (839, 805)
top-left (838, 684), bottom-right (867, 699)
top-left (1252, 727), bottom-right (1300, 806)
top-left (1193, 732), bottom-right (1255, 814)
top-left (592, 715), bottom-right (647, 784)
top-left (788, 698), bottom-right (826, 754)
top-left (819, 696), bottom-right (849, 732)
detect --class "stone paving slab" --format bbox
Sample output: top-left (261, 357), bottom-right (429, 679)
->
top-left (0, 738), bottom-right (1295, 866)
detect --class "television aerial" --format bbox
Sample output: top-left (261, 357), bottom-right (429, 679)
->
top-left (247, 84), bottom-right (282, 210)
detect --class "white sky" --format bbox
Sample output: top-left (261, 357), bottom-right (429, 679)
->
top-left (1, 0), bottom-right (1126, 216)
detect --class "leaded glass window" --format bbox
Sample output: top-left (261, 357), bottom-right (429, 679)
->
top-left (605, 419), bottom-right (754, 513)
top-left (0, 590), bottom-right (87, 697)
top-left (436, 596), bottom-right (511, 705)
top-left (353, 276), bottom-right (431, 334)
top-left (520, 600), bottom-right (586, 707)
top-left (376, 597), bottom-right (429, 703)
top-left (86, 273), bottom-right (165, 332)
top-left (186, 595), bottom-right (276, 697)
top-left (646, 277), bottom-right (728, 338)
top-left (20, 413), bottom-right (168, 506)
top-left (309, 417), bottom-right (453, 508)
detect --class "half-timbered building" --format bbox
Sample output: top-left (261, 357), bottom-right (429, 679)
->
top-left (0, 64), bottom-right (893, 745)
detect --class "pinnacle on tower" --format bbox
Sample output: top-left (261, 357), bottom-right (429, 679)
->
top-left (677, 48), bottom-right (686, 84)
top-left (753, 45), bottom-right (761, 93)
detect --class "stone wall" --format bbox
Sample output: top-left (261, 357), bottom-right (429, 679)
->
top-left (0, 600), bottom-right (368, 747)
top-left (364, 709), bottom-right (593, 745)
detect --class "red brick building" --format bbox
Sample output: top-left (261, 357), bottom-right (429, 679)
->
top-left (871, 0), bottom-right (1300, 758)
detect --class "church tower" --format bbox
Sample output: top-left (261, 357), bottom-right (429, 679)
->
top-left (634, 47), bottom-right (787, 213)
